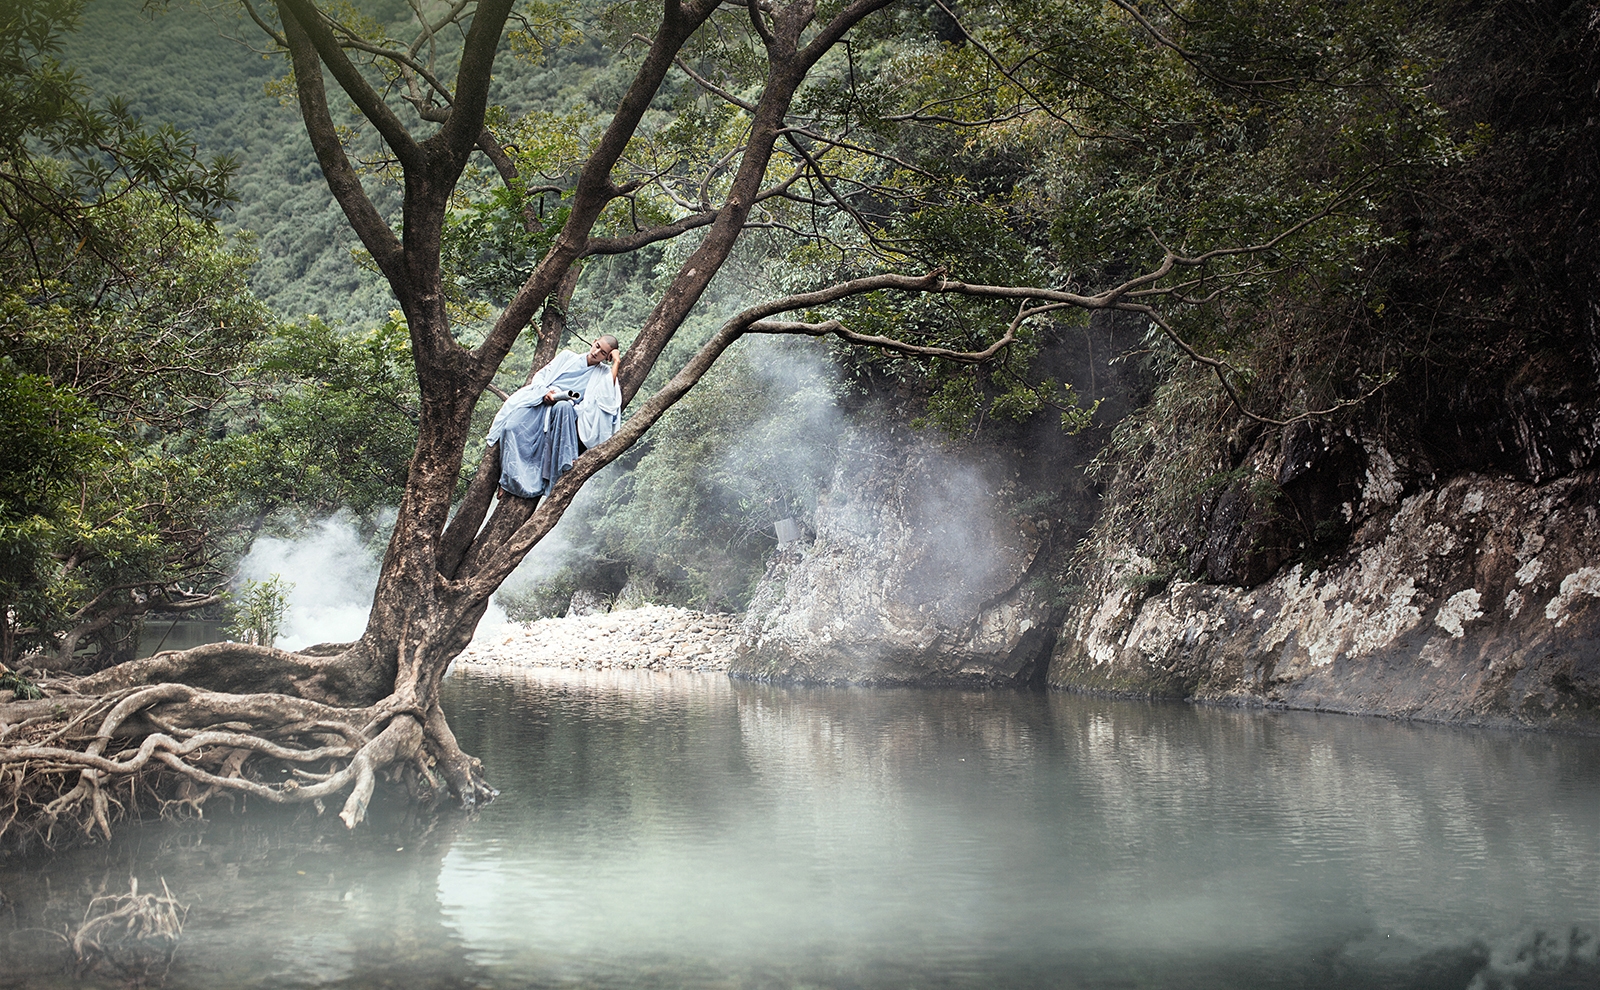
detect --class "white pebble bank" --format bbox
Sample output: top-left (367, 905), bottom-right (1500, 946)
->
top-left (453, 604), bottom-right (740, 672)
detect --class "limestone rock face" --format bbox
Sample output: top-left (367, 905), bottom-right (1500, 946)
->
top-left (1051, 467), bottom-right (1600, 730)
top-left (731, 428), bottom-right (1059, 686)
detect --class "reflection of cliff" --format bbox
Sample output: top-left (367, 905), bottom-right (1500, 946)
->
top-left (1052, 698), bottom-right (1600, 951)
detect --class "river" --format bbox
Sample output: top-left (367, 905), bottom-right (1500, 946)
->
top-left (2, 667), bottom-right (1595, 989)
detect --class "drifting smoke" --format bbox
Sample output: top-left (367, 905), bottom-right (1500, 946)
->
top-left (237, 514), bottom-right (385, 651)
top-left (489, 334), bottom-right (852, 614)
top-left (240, 509), bottom-right (515, 647)
top-left (732, 333), bottom-right (1013, 616)
top-left (487, 330), bottom-right (1018, 626)
top-left (497, 481), bottom-right (607, 591)
top-left (714, 335), bottom-right (848, 526)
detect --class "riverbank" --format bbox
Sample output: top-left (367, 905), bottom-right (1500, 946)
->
top-left (452, 604), bottom-right (739, 672)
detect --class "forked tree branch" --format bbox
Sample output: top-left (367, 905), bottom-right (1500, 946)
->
top-left (471, 0), bottom-right (724, 381)
top-left (277, 0), bottom-right (425, 171)
top-left (435, 0), bottom-right (516, 167)
top-left (278, 3), bottom-right (404, 277)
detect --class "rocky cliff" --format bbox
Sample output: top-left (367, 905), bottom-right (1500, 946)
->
top-left (715, 303), bottom-right (1600, 730)
top-left (730, 415), bottom-right (1600, 730)
top-left (1050, 462), bottom-right (1600, 731)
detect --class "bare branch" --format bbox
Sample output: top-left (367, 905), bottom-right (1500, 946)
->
top-left (674, 52), bottom-right (757, 112)
top-left (787, 126), bottom-right (937, 179)
top-left (1124, 303), bottom-right (1392, 427)
top-left (582, 209), bottom-right (720, 255)
top-left (338, 35), bottom-right (457, 107)
top-left (1104, 0), bottom-right (1298, 93)
top-left (239, 0), bottom-right (286, 47)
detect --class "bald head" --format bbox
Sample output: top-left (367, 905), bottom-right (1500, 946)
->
top-left (586, 335), bottom-right (620, 368)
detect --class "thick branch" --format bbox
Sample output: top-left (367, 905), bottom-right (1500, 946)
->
top-left (277, 0), bottom-right (424, 171)
top-left (435, 0), bottom-right (517, 168)
top-left (534, 264), bottom-right (582, 371)
top-left (472, 0), bottom-right (723, 378)
top-left (436, 443), bottom-right (502, 580)
top-left (278, 2), bottom-right (404, 277)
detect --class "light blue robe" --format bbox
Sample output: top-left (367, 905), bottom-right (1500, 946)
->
top-left (486, 351), bottom-right (622, 498)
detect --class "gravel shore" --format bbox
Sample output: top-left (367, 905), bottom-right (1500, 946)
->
top-left (452, 604), bottom-right (740, 672)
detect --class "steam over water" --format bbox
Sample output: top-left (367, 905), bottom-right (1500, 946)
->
top-left (3, 669), bottom-right (1596, 989)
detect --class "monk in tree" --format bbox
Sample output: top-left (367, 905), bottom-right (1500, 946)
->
top-left (488, 335), bottom-right (623, 499)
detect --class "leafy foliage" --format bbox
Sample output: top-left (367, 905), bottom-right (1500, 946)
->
top-left (0, 1), bottom-right (421, 667)
top-left (1, 0), bottom-right (237, 265)
top-left (60, 0), bottom-right (402, 324)
top-left (220, 314), bottom-right (420, 519)
top-left (0, 0), bottom-right (279, 665)
top-left (1073, 0), bottom-right (1600, 579)
top-left (226, 575), bottom-right (293, 647)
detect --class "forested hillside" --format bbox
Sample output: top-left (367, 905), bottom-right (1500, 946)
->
top-left (60, 0), bottom-right (678, 327)
top-left (62, 0), bottom-right (400, 322)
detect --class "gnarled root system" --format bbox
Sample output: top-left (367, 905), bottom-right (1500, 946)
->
top-left (0, 643), bottom-right (494, 854)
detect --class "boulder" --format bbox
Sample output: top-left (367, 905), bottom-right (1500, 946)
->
top-left (565, 589), bottom-right (610, 617)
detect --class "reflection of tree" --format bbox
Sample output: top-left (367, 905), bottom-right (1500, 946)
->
top-left (0, 806), bottom-right (486, 987)
top-left (443, 668), bottom-right (755, 838)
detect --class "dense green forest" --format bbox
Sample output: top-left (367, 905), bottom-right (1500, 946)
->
top-left (6, 0), bottom-right (1597, 669)
top-left (61, 0), bottom-right (398, 323)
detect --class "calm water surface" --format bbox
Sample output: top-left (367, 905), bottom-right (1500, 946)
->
top-left (2, 667), bottom-right (1596, 989)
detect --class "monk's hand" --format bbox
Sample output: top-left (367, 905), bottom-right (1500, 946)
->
top-left (543, 389), bottom-right (558, 404)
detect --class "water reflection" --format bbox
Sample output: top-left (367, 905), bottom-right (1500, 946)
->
top-left (0, 805), bottom-right (484, 988)
top-left (1, 667), bottom-right (1595, 989)
top-left (135, 619), bottom-right (231, 658)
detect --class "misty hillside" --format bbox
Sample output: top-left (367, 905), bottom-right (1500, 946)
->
top-left (61, 0), bottom-right (397, 322)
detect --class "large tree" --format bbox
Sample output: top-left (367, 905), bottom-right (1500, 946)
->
top-left (0, 0), bottom-right (1439, 844)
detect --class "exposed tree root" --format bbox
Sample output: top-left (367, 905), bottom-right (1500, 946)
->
top-left (424, 700), bottom-right (497, 808)
top-left (0, 645), bottom-right (495, 855)
top-left (71, 640), bottom-right (395, 706)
